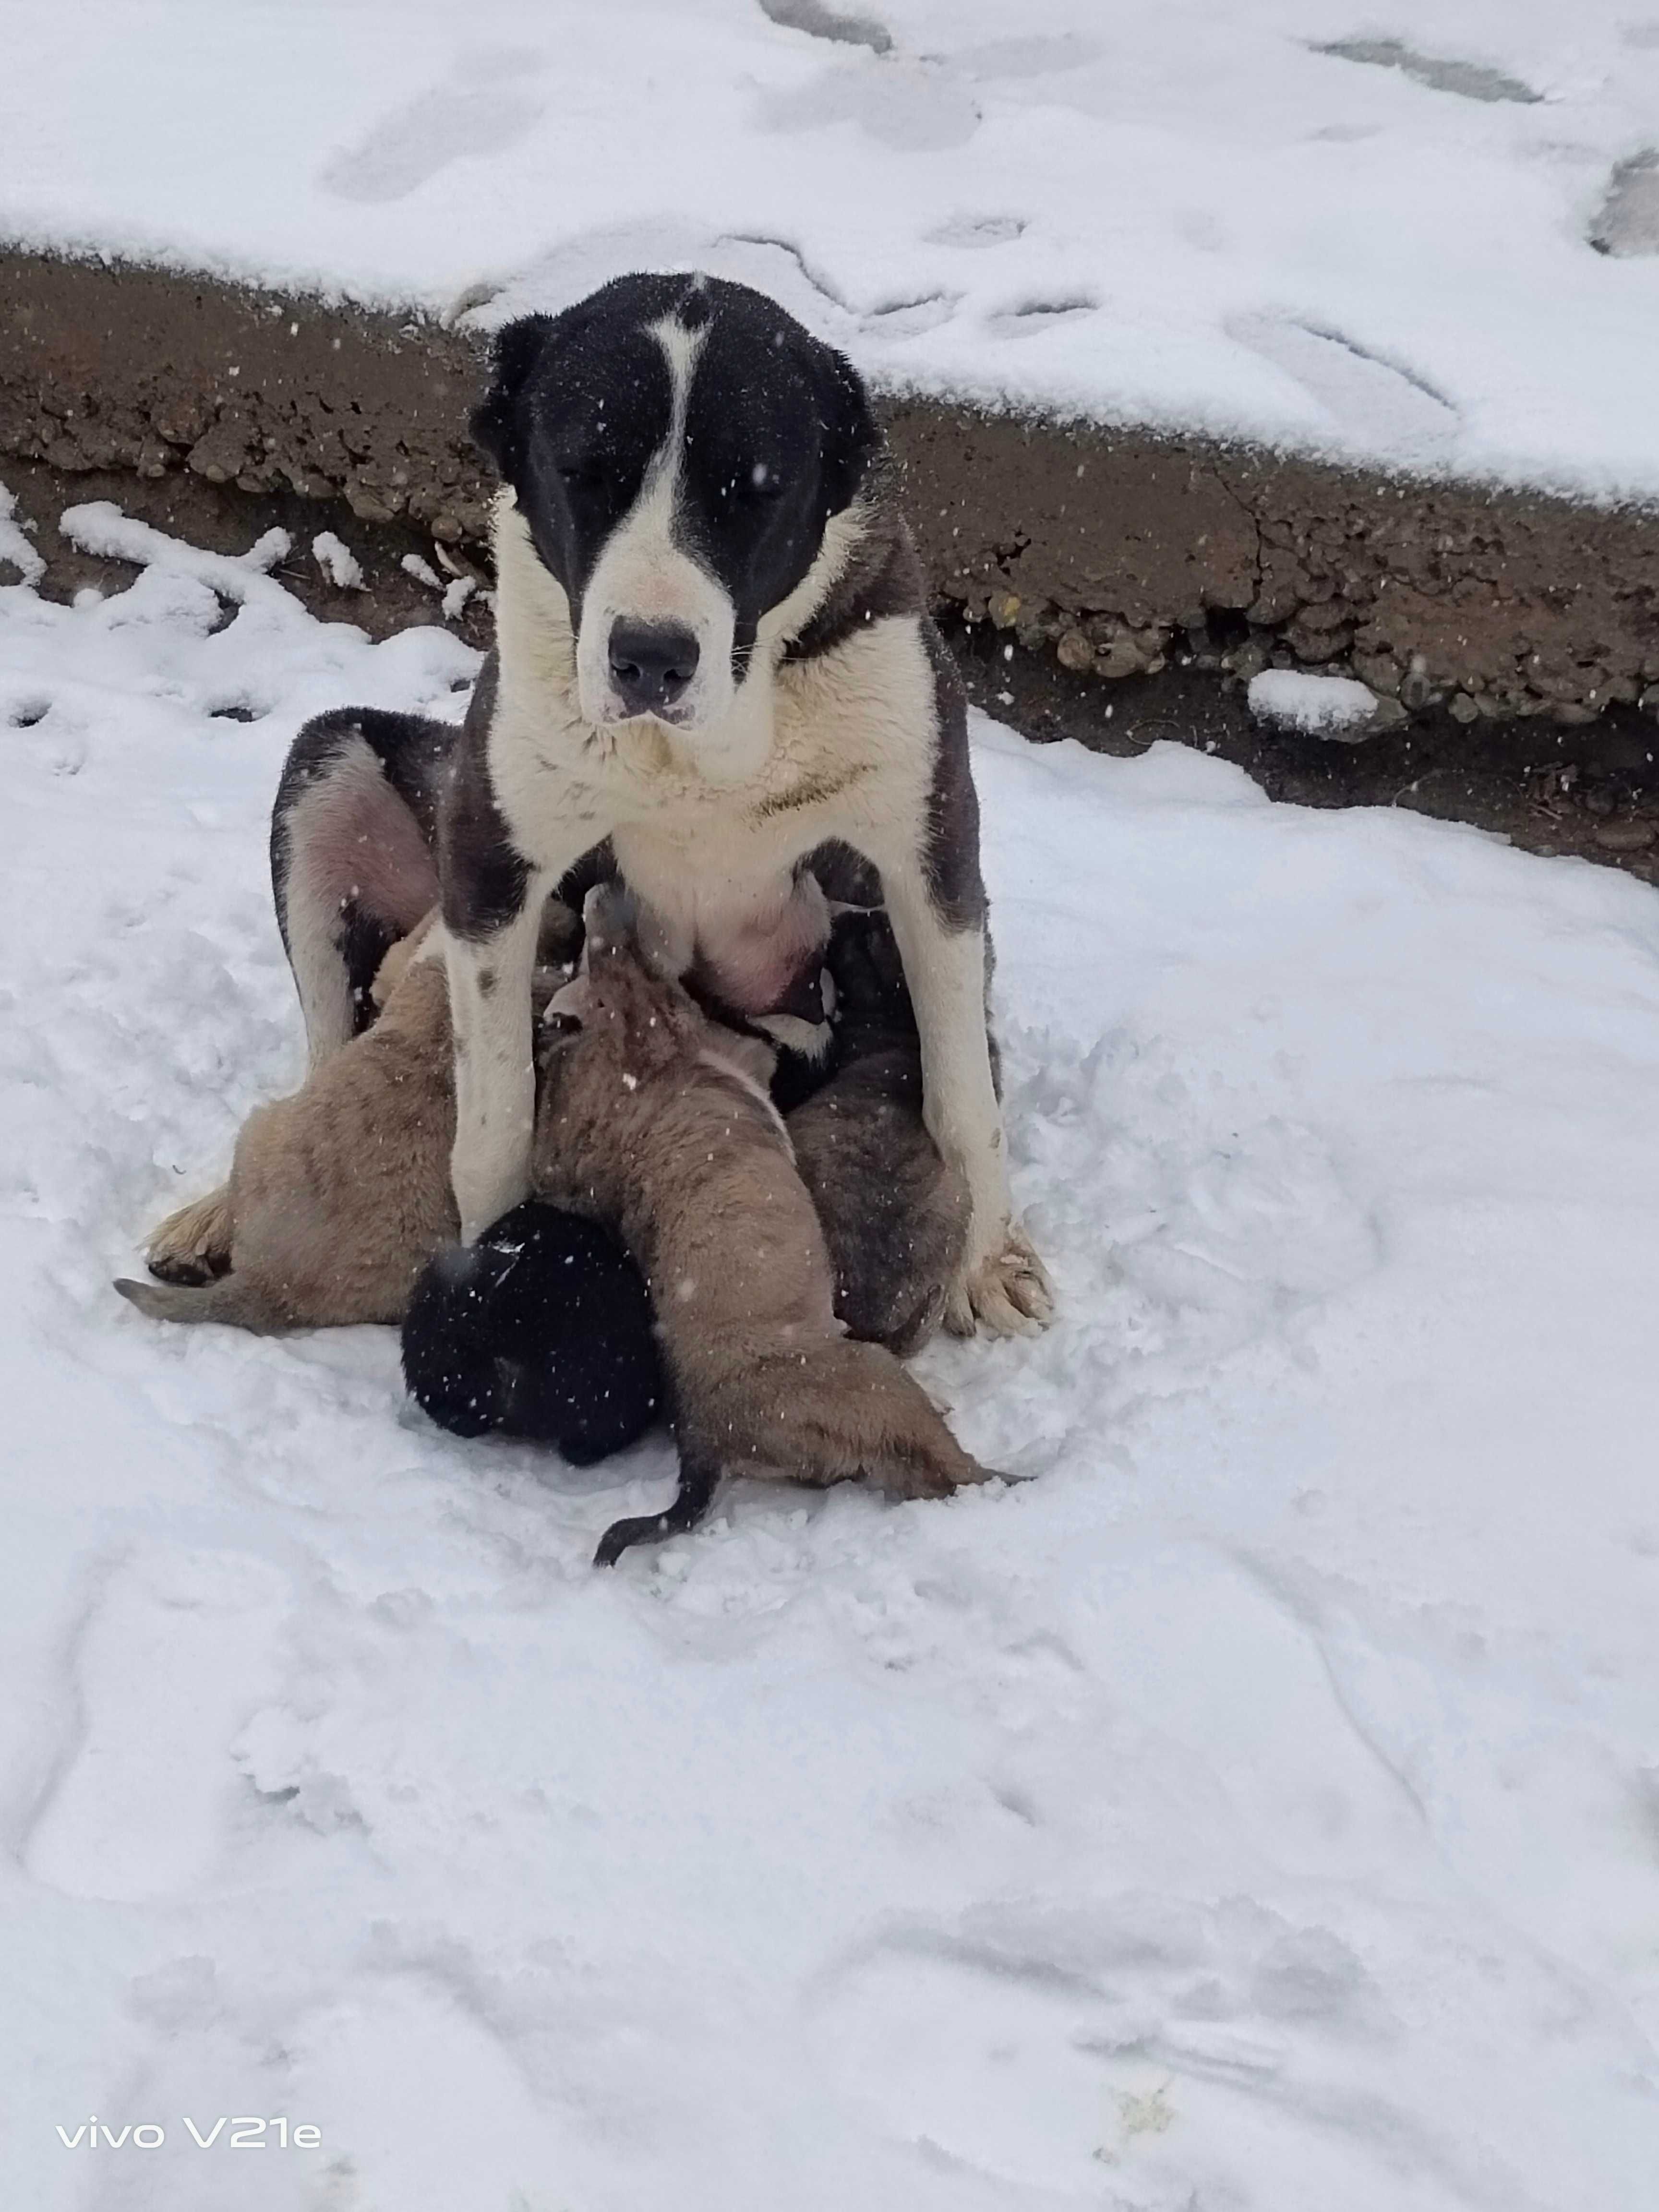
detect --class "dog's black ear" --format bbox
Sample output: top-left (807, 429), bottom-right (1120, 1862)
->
top-left (815, 343), bottom-right (879, 519)
top-left (470, 316), bottom-right (555, 481)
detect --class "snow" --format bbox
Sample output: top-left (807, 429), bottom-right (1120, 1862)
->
top-left (4, 483), bottom-right (1659, 2203)
top-left (6, 1), bottom-right (1659, 498)
top-left (440, 574), bottom-right (477, 623)
top-left (1248, 667), bottom-right (1379, 735)
top-left (309, 532), bottom-right (364, 592)
top-left (0, 481), bottom-right (46, 587)
top-left (399, 552), bottom-right (445, 593)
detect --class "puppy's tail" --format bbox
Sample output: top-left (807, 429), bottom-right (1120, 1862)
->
top-left (113, 1274), bottom-right (291, 1335)
top-left (594, 1455), bottom-right (721, 1568)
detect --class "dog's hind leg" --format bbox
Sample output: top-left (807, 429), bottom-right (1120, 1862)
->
top-left (593, 1455), bottom-right (722, 1568)
top-left (272, 708), bottom-right (456, 1065)
top-left (144, 1184), bottom-right (234, 1286)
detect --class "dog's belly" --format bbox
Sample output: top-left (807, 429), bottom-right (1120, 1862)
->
top-left (612, 821), bottom-right (830, 1019)
top-left (692, 905), bottom-right (829, 1020)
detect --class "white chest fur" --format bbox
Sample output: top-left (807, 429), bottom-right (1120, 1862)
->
top-left (487, 496), bottom-right (938, 984)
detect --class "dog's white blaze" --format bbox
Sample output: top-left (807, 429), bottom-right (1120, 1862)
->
top-left (492, 489), bottom-right (867, 805)
top-left (575, 315), bottom-right (737, 735)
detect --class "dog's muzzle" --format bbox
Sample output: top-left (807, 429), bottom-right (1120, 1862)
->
top-left (607, 619), bottom-right (700, 720)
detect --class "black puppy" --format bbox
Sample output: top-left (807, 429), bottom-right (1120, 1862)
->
top-left (402, 1202), bottom-right (661, 1465)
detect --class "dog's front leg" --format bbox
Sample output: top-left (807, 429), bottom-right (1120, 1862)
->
top-left (880, 871), bottom-right (1053, 1338)
top-left (444, 894), bottom-right (549, 1243)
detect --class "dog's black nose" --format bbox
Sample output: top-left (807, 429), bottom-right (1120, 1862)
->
top-left (607, 621), bottom-right (700, 715)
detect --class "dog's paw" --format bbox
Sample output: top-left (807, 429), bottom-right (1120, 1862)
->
top-left (145, 1185), bottom-right (233, 1286)
top-left (945, 1221), bottom-right (1054, 1339)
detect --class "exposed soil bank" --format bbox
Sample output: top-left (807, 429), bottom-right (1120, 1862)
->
top-left (7, 447), bottom-right (1651, 893)
top-left (6, 247), bottom-right (1659, 877)
top-left (947, 613), bottom-right (1659, 889)
top-left (0, 453), bottom-right (493, 649)
top-left (899, 404), bottom-right (1659, 732)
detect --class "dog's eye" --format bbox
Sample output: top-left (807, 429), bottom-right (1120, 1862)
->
top-left (743, 462), bottom-right (785, 502)
top-left (556, 460), bottom-right (602, 491)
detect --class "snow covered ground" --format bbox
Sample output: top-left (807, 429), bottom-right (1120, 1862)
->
top-left (4, 489), bottom-right (1659, 2208)
top-left (6, 1), bottom-right (1659, 498)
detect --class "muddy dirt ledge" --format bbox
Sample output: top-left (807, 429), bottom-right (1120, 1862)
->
top-left (6, 246), bottom-right (1659, 751)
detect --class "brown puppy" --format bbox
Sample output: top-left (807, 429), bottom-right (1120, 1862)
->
top-left (116, 924), bottom-right (457, 1332)
top-left (533, 893), bottom-right (997, 1559)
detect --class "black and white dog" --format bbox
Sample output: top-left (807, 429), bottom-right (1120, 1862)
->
top-left (265, 274), bottom-right (1050, 1336)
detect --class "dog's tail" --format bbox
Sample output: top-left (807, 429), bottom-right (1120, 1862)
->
top-left (113, 1274), bottom-right (291, 1335)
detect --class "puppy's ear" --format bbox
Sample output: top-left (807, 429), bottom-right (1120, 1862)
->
top-left (814, 343), bottom-right (879, 520)
top-left (470, 316), bottom-right (555, 482)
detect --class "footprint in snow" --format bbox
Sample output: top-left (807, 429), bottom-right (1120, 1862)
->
top-left (858, 292), bottom-right (959, 339)
top-left (23, 1547), bottom-right (289, 1901)
top-left (321, 48), bottom-right (548, 204)
top-left (1589, 152), bottom-right (1659, 257)
top-left (807, 1882), bottom-right (1392, 2192)
top-left (281, 1976), bottom-right (570, 2201)
top-left (952, 33), bottom-right (1099, 84)
top-left (925, 213), bottom-right (1026, 249)
top-left (983, 299), bottom-right (1097, 340)
top-left (1311, 36), bottom-right (1541, 106)
top-left (1227, 312), bottom-right (1458, 458)
top-left (758, 56), bottom-right (980, 153)
top-left (758, 0), bottom-right (890, 56)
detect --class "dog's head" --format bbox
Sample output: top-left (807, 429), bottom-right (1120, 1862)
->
top-left (472, 274), bottom-right (878, 737)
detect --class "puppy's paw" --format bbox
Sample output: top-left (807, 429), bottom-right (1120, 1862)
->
top-left (945, 1221), bottom-right (1054, 1339)
top-left (145, 1186), bottom-right (233, 1286)
top-left (877, 1448), bottom-right (1004, 1502)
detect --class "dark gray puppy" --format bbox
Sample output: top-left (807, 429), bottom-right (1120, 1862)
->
top-left (788, 908), bottom-right (968, 1358)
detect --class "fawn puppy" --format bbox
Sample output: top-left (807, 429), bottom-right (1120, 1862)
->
top-left (533, 891), bottom-right (997, 1562)
top-left (116, 923), bottom-right (457, 1332)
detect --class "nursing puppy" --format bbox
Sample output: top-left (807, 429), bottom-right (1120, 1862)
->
top-left (115, 925), bottom-right (457, 1332)
top-left (262, 273), bottom-right (1052, 1338)
top-left (144, 707), bottom-right (469, 1288)
top-left (121, 907), bottom-right (664, 1465)
top-left (788, 905), bottom-right (968, 1359)
top-left (534, 894), bottom-right (997, 1562)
